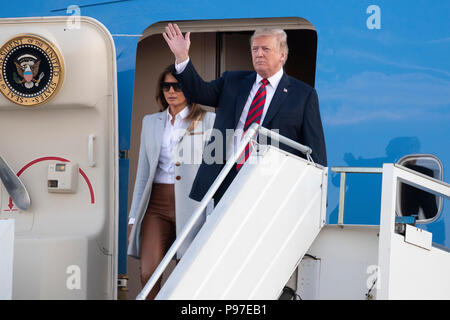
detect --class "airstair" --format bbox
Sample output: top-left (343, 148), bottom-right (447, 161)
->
top-left (2, 122), bottom-right (449, 299)
top-left (138, 124), bottom-right (328, 299)
top-left (138, 124), bottom-right (450, 300)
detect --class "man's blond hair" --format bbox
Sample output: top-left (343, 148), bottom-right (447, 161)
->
top-left (250, 28), bottom-right (289, 64)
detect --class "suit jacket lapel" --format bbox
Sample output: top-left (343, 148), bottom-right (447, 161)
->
top-left (234, 73), bottom-right (256, 128)
top-left (152, 113), bottom-right (165, 162)
top-left (262, 73), bottom-right (291, 127)
top-left (177, 112), bottom-right (201, 146)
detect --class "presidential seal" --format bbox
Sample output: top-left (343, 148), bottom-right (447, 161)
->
top-left (0, 34), bottom-right (64, 106)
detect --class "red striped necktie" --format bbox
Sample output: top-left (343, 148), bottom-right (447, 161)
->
top-left (236, 78), bottom-right (269, 170)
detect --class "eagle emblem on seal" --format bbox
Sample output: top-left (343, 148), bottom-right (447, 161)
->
top-left (13, 54), bottom-right (45, 89)
top-left (0, 34), bottom-right (64, 106)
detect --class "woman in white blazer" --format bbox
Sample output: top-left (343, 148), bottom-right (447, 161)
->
top-left (127, 65), bottom-right (215, 299)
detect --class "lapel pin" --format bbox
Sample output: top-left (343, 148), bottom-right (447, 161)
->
top-left (283, 88), bottom-right (288, 93)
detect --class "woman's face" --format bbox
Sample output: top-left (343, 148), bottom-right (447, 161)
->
top-left (162, 73), bottom-right (187, 109)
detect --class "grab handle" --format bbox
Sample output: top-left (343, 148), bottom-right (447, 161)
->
top-left (88, 134), bottom-right (96, 167)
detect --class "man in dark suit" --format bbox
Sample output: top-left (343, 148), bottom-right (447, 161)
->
top-left (163, 23), bottom-right (327, 203)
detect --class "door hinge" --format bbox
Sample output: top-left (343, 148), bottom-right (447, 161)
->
top-left (119, 150), bottom-right (129, 159)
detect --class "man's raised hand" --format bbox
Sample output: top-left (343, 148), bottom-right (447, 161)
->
top-left (163, 23), bottom-right (190, 64)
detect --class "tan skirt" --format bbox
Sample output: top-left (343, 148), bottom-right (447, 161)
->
top-left (139, 183), bottom-right (175, 299)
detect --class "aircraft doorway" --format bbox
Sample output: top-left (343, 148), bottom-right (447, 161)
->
top-left (127, 17), bottom-right (318, 299)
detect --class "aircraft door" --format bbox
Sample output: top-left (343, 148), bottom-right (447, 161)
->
top-left (0, 16), bottom-right (118, 299)
top-left (128, 17), bottom-right (318, 299)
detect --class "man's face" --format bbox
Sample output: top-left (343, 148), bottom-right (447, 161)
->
top-left (251, 35), bottom-right (286, 79)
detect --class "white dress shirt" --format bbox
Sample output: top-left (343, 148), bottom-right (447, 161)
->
top-left (175, 58), bottom-right (284, 157)
top-left (233, 68), bottom-right (284, 155)
top-left (153, 106), bottom-right (190, 184)
top-left (128, 106), bottom-right (198, 225)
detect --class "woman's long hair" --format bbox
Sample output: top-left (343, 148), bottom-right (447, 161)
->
top-left (155, 65), bottom-right (206, 126)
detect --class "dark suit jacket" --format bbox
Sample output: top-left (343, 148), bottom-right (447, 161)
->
top-left (174, 60), bottom-right (327, 202)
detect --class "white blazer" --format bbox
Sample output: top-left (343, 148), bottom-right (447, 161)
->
top-left (127, 110), bottom-right (216, 259)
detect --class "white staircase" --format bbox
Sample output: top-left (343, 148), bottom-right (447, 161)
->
top-left (156, 145), bottom-right (328, 299)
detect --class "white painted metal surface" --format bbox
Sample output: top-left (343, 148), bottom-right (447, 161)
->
top-left (298, 225), bottom-right (380, 300)
top-left (297, 256), bottom-right (321, 300)
top-left (382, 233), bottom-right (450, 299)
top-left (293, 163), bottom-right (450, 300)
top-left (378, 164), bottom-right (450, 299)
top-left (157, 146), bottom-right (328, 299)
top-left (0, 219), bottom-right (14, 300)
top-left (0, 17), bottom-right (118, 299)
top-left (404, 225), bottom-right (432, 251)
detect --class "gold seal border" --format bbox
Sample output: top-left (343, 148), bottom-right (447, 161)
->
top-left (0, 33), bottom-right (65, 107)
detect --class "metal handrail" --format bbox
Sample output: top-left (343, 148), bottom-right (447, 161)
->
top-left (0, 155), bottom-right (31, 211)
top-left (136, 123), bottom-right (313, 300)
top-left (257, 126), bottom-right (313, 161)
top-left (394, 163), bottom-right (450, 189)
top-left (331, 164), bottom-right (450, 225)
top-left (331, 167), bottom-right (383, 225)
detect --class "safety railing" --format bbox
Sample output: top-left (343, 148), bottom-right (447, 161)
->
top-left (331, 164), bottom-right (450, 225)
top-left (136, 123), bottom-right (314, 300)
top-left (0, 155), bottom-right (31, 211)
top-left (377, 163), bottom-right (450, 299)
top-left (331, 167), bottom-right (383, 225)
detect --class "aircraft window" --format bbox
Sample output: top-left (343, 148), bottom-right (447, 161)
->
top-left (396, 154), bottom-right (443, 223)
